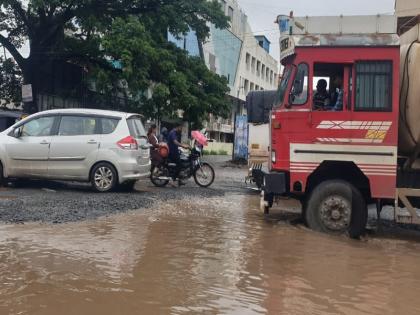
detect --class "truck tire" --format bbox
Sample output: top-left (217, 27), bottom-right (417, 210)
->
top-left (305, 180), bottom-right (367, 238)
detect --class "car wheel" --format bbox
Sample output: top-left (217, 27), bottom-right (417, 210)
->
top-left (305, 180), bottom-right (367, 239)
top-left (91, 162), bottom-right (118, 193)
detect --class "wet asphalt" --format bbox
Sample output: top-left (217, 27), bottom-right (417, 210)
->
top-left (0, 157), bottom-right (246, 224)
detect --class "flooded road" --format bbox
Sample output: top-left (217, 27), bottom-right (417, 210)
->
top-left (2, 174), bottom-right (420, 314)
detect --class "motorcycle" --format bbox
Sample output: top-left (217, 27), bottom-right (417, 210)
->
top-left (150, 135), bottom-right (215, 188)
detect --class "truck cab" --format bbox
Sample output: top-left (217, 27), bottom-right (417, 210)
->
top-left (262, 14), bottom-right (400, 238)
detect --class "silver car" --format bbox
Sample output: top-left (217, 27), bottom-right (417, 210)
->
top-left (0, 109), bottom-right (150, 192)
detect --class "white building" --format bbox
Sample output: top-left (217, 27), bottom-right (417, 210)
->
top-left (171, 0), bottom-right (278, 144)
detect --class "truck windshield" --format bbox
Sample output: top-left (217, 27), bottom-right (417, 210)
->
top-left (276, 66), bottom-right (292, 106)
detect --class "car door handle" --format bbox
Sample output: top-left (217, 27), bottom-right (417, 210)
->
top-left (87, 140), bottom-right (98, 144)
top-left (40, 140), bottom-right (50, 145)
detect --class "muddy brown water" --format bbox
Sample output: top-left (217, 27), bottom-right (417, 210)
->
top-left (1, 194), bottom-right (420, 315)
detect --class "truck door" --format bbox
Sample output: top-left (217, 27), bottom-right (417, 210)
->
top-left (349, 60), bottom-right (398, 198)
top-left (272, 63), bottom-right (311, 170)
top-left (350, 61), bottom-right (395, 146)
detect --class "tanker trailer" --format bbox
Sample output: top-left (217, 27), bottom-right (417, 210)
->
top-left (399, 22), bottom-right (420, 168)
top-left (392, 21), bottom-right (420, 224)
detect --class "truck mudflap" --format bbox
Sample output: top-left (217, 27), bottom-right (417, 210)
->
top-left (263, 171), bottom-right (289, 195)
top-left (260, 171), bottom-right (290, 213)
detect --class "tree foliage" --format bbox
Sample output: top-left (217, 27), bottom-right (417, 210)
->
top-left (101, 17), bottom-right (230, 127)
top-left (0, 0), bottom-right (231, 121)
top-left (0, 57), bottom-right (22, 107)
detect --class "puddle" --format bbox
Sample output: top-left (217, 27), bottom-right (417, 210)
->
top-left (1, 194), bottom-right (420, 314)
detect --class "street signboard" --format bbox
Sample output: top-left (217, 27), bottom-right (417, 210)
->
top-left (22, 84), bottom-right (33, 102)
top-left (233, 115), bottom-right (248, 160)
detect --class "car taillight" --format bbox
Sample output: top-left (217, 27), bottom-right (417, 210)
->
top-left (117, 136), bottom-right (138, 150)
top-left (271, 150), bottom-right (276, 163)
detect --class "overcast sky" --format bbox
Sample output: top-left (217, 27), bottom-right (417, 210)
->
top-left (237, 0), bottom-right (396, 63)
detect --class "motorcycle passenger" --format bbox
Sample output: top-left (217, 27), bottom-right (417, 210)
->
top-left (168, 123), bottom-right (190, 186)
top-left (147, 124), bottom-right (163, 166)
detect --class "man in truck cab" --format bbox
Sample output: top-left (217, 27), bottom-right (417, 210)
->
top-left (313, 79), bottom-right (330, 110)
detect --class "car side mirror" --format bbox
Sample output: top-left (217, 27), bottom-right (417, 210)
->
top-left (12, 127), bottom-right (22, 138)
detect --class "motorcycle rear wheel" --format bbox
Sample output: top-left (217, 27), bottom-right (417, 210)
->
top-left (150, 166), bottom-right (170, 187)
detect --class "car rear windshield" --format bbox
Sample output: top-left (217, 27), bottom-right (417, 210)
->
top-left (127, 116), bottom-right (146, 138)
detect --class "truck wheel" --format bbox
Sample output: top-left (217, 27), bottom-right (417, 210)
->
top-left (305, 180), bottom-right (367, 238)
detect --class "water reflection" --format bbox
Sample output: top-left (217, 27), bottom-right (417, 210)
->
top-left (1, 195), bottom-right (420, 314)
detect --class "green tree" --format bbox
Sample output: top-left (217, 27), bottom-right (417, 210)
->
top-left (101, 17), bottom-right (230, 127)
top-left (0, 0), bottom-right (230, 115)
top-left (0, 57), bottom-right (22, 107)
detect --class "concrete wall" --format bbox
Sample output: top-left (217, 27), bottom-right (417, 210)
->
top-left (204, 142), bottom-right (233, 155)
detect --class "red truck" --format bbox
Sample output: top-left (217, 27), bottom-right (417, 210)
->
top-left (260, 13), bottom-right (420, 238)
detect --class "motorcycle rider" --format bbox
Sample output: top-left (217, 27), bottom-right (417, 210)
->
top-left (168, 123), bottom-right (191, 186)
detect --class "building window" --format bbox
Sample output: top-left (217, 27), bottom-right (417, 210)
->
top-left (262, 64), bottom-right (266, 78)
top-left (355, 61), bottom-right (392, 111)
top-left (209, 53), bottom-right (216, 72)
top-left (245, 53), bottom-right (250, 70)
top-left (250, 82), bottom-right (255, 91)
top-left (257, 61), bottom-right (261, 77)
top-left (266, 68), bottom-right (270, 81)
top-left (256, 85), bottom-right (260, 90)
top-left (244, 79), bottom-right (249, 94)
top-left (228, 6), bottom-right (234, 20)
top-left (270, 70), bottom-right (274, 84)
top-left (251, 57), bottom-right (256, 73)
